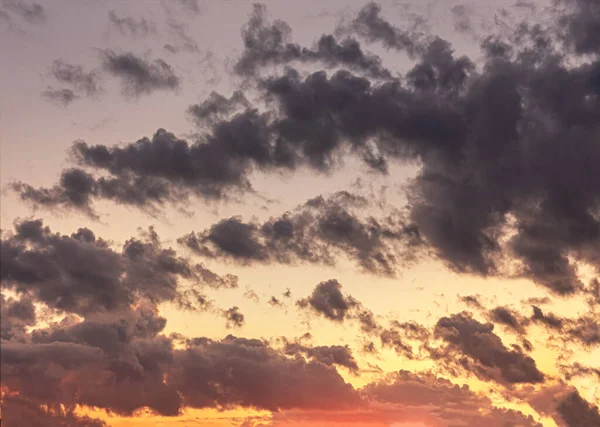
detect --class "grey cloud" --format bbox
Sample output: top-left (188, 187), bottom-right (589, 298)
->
top-left (558, 0), bottom-right (600, 56)
top-left (1, 395), bottom-right (107, 427)
top-left (49, 59), bottom-right (101, 96)
top-left (173, 334), bottom-right (360, 411)
top-left (434, 312), bottom-right (545, 384)
top-left (167, 20), bottom-right (199, 53)
top-left (296, 279), bottom-right (359, 322)
top-left (101, 50), bottom-right (180, 97)
top-left (1, 293), bottom-right (36, 341)
top-left (560, 362), bottom-right (600, 381)
top-left (108, 10), bottom-right (157, 39)
top-left (234, 4), bottom-right (392, 79)
top-left (41, 87), bottom-right (78, 106)
top-left (268, 295), bottom-right (283, 307)
top-left (0, 219), bottom-right (234, 315)
top-left (362, 370), bottom-right (543, 426)
top-left (451, 5), bottom-right (474, 34)
top-left (13, 0), bottom-right (600, 297)
top-left (2, 0), bottom-right (45, 24)
top-left (223, 306), bottom-right (245, 328)
top-left (343, 2), bottom-right (423, 55)
top-left (188, 90), bottom-right (250, 126)
top-left (283, 342), bottom-right (359, 373)
top-left (530, 306), bottom-right (600, 348)
top-left (488, 306), bottom-right (529, 334)
top-left (459, 294), bottom-right (484, 309)
top-left (557, 390), bottom-right (600, 427)
top-left (179, 192), bottom-right (420, 276)
top-left (170, 0), bottom-right (201, 16)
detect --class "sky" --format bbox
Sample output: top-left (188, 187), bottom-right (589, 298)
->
top-left (0, 0), bottom-right (599, 426)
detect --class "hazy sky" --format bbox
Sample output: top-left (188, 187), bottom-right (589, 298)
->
top-left (1, 0), bottom-right (599, 426)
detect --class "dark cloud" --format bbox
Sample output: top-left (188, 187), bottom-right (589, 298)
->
top-left (0, 219), bottom-right (234, 315)
top-left (560, 362), bottom-right (600, 381)
top-left (283, 342), bottom-right (359, 373)
top-left (234, 4), bottom-right (392, 79)
top-left (530, 306), bottom-right (600, 348)
top-left (531, 305), bottom-right (565, 330)
top-left (179, 192), bottom-right (420, 276)
top-left (1, 293), bottom-right (36, 341)
top-left (173, 334), bottom-right (360, 411)
top-left (557, 390), bottom-right (600, 427)
top-left (171, 0), bottom-right (201, 16)
top-left (488, 306), bottom-right (529, 334)
top-left (268, 295), bottom-right (283, 307)
top-left (342, 2), bottom-right (423, 55)
top-left (48, 59), bottom-right (101, 97)
top-left (376, 320), bottom-right (431, 359)
top-left (451, 5), bottom-right (474, 34)
top-left (434, 312), bottom-right (545, 384)
top-left (166, 20), bottom-right (199, 53)
top-left (1, 395), bottom-right (107, 427)
top-left (101, 50), bottom-right (180, 97)
top-left (223, 306), bottom-right (245, 328)
top-left (41, 87), bottom-right (78, 106)
top-left (13, 0), bottom-right (600, 297)
top-left (558, 0), bottom-right (600, 56)
top-left (362, 370), bottom-right (543, 426)
top-left (2, 0), bottom-right (46, 24)
top-left (108, 10), bottom-right (157, 39)
top-left (188, 90), bottom-right (250, 126)
top-left (296, 279), bottom-right (359, 322)
top-left (459, 294), bottom-right (484, 309)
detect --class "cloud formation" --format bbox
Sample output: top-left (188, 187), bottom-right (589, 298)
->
top-left (101, 50), bottom-right (180, 97)
top-left (235, 4), bottom-right (393, 79)
top-left (1, 0), bottom-right (46, 24)
top-left (180, 192), bottom-right (420, 276)
top-left (433, 312), bottom-right (545, 385)
top-left (0, 219), bottom-right (237, 315)
top-left (108, 10), bottom-right (157, 39)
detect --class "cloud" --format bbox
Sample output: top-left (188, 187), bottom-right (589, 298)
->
top-left (557, 390), bottom-right (600, 427)
top-left (341, 2), bottom-right (423, 55)
top-left (223, 306), bottom-right (245, 328)
top-left (360, 370), bottom-right (543, 426)
top-left (1, 293), bottom-right (36, 341)
top-left (1, 395), bottom-right (107, 427)
top-left (234, 4), bottom-right (393, 79)
top-left (524, 383), bottom-right (600, 427)
top-left (487, 305), bottom-right (529, 334)
top-left (179, 191), bottom-right (421, 276)
top-left (1, 0), bottom-right (46, 24)
top-left (166, 19), bottom-right (199, 53)
top-left (283, 341), bottom-right (359, 373)
top-left (451, 4), bottom-right (474, 34)
top-left (188, 90), bottom-right (250, 126)
top-left (41, 87), bottom-right (78, 106)
top-left (13, 0), bottom-right (600, 297)
top-left (101, 50), bottom-right (180, 97)
top-left (0, 219), bottom-right (235, 315)
top-left (40, 60), bottom-right (102, 105)
top-left (297, 279), bottom-right (359, 322)
top-left (108, 10), bottom-right (157, 39)
top-left (558, 0), bottom-right (600, 56)
top-left (530, 306), bottom-right (600, 348)
top-left (433, 312), bottom-right (545, 384)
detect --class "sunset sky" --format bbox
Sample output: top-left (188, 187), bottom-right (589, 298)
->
top-left (1, 0), bottom-right (599, 426)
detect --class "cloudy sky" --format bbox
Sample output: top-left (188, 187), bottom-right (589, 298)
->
top-left (1, 0), bottom-right (599, 426)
